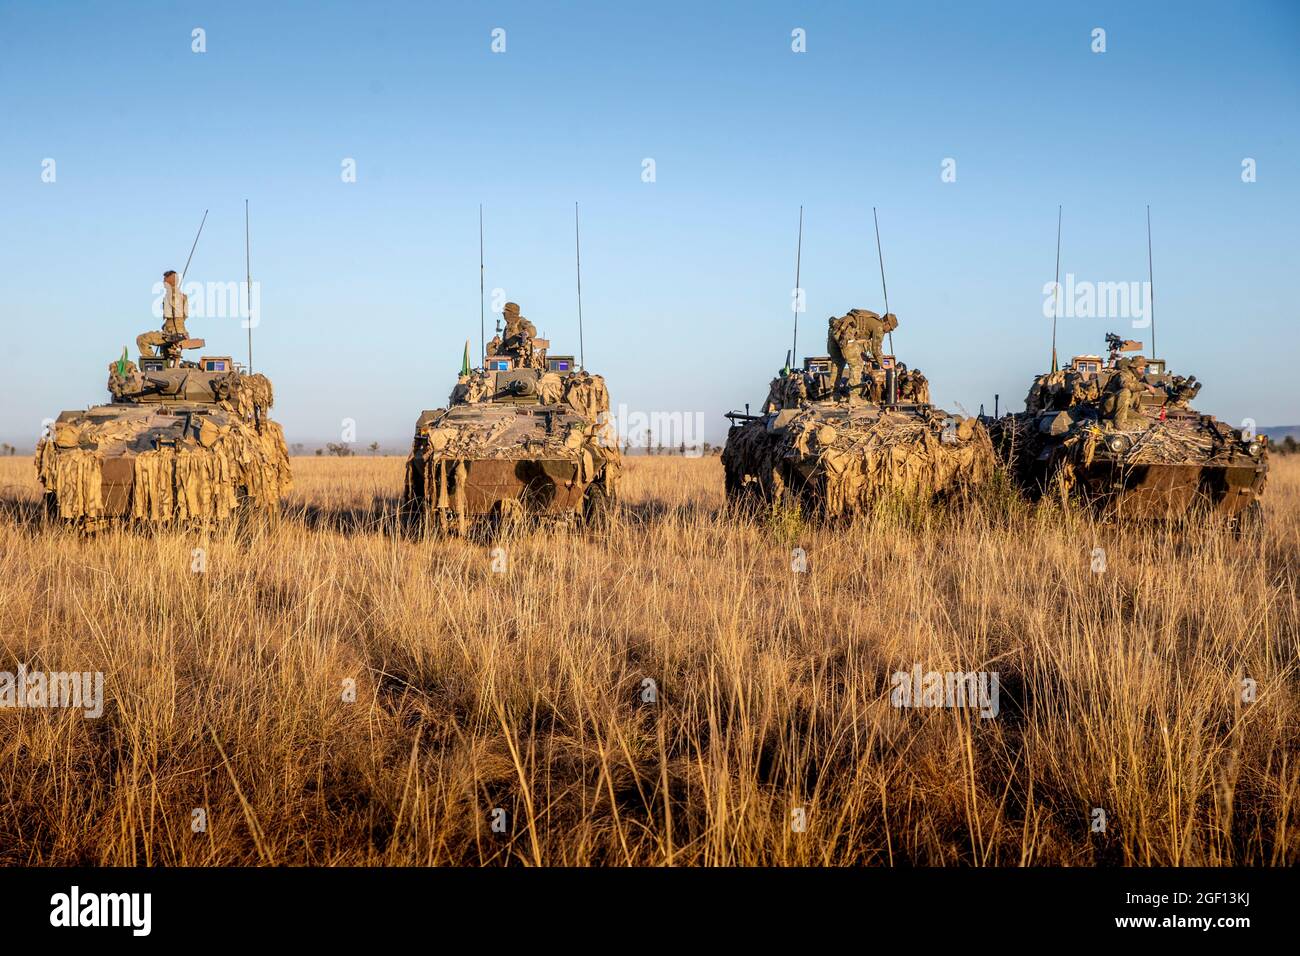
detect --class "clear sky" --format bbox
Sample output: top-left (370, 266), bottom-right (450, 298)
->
top-left (1, 0), bottom-right (1297, 449)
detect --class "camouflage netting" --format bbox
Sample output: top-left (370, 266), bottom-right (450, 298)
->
top-left (991, 351), bottom-right (1267, 515)
top-left (726, 406), bottom-right (994, 516)
top-left (998, 410), bottom-right (1253, 471)
top-left (1008, 356), bottom-right (1253, 466)
top-left (560, 371), bottom-right (611, 420)
top-left (411, 298), bottom-right (621, 527)
top-left (35, 363), bottom-right (291, 525)
top-left (409, 370), bottom-right (621, 524)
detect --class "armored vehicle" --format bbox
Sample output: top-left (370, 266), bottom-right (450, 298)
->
top-left (35, 333), bottom-right (292, 531)
top-left (988, 333), bottom-right (1268, 525)
top-left (404, 302), bottom-right (620, 534)
top-left (723, 314), bottom-right (994, 517)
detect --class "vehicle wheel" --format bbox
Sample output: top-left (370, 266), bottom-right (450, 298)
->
top-left (583, 476), bottom-right (615, 530)
top-left (1232, 499), bottom-right (1264, 540)
top-left (489, 498), bottom-right (526, 539)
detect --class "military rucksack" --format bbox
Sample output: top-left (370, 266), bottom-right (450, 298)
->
top-left (830, 313), bottom-right (857, 343)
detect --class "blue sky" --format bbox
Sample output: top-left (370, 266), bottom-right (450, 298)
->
top-left (1, 0), bottom-right (1297, 448)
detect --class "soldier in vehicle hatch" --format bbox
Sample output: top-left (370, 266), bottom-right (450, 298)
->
top-left (1101, 356), bottom-right (1147, 428)
top-left (500, 301), bottom-right (545, 369)
top-left (137, 269), bottom-right (191, 359)
top-left (827, 311), bottom-right (864, 391)
top-left (850, 308), bottom-right (897, 366)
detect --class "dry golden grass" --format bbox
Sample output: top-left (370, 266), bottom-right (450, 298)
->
top-left (0, 452), bottom-right (1296, 866)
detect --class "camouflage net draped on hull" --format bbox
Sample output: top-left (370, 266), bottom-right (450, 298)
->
top-left (412, 433), bottom-right (620, 514)
top-left (406, 371), bottom-right (621, 525)
top-left (998, 413), bottom-right (1251, 470)
top-left (35, 371), bottom-right (292, 524)
top-left (727, 409), bottom-right (994, 517)
top-left (992, 409), bottom-right (1267, 512)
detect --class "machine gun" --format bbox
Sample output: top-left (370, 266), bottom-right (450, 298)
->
top-left (157, 332), bottom-right (206, 368)
top-left (1105, 332), bottom-right (1142, 363)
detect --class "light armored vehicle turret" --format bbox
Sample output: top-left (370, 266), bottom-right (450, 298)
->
top-left (988, 333), bottom-right (1268, 527)
top-left (35, 331), bottom-right (292, 531)
top-left (723, 314), bottom-right (994, 517)
top-left (404, 302), bottom-right (620, 533)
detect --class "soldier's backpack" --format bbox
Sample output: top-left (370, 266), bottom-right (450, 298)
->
top-left (830, 313), bottom-right (857, 343)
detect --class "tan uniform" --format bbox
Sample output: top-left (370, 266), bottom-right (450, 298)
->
top-left (501, 303), bottom-right (543, 369)
top-left (851, 309), bottom-right (897, 366)
top-left (138, 281), bottom-right (190, 358)
top-left (161, 282), bottom-right (189, 336)
top-left (827, 313), bottom-right (864, 389)
top-left (1102, 360), bottom-right (1145, 428)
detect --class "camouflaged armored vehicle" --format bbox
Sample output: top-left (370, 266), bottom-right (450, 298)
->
top-left (35, 332), bottom-right (292, 532)
top-left (988, 333), bottom-right (1268, 526)
top-left (404, 302), bottom-right (620, 534)
top-left (723, 316), bottom-right (994, 517)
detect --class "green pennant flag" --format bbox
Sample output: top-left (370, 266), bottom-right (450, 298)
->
top-left (116, 346), bottom-right (129, 377)
top-left (461, 339), bottom-right (472, 376)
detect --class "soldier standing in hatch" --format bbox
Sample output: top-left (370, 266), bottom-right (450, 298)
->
top-left (827, 311), bottom-right (864, 392)
top-left (850, 308), bottom-right (898, 367)
top-left (501, 301), bottom-right (543, 368)
top-left (137, 269), bottom-right (190, 358)
top-left (502, 302), bottom-right (537, 345)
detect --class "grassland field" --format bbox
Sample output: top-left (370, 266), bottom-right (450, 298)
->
top-left (0, 453), bottom-right (1296, 865)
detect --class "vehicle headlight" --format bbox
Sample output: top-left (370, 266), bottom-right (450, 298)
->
top-left (1106, 434), bottom-right (1131, 454)
top-left (1246, 441), bottom-right (1261, 457)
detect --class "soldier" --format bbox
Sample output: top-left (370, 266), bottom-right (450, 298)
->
top-left (502, 302), bottom-right (537, 345)
top-left (827, 311), bottom-right (864, 392)
top-left (849, 308), bottom-right (897, 366)
top-left (1101, 357), bottom-right (1147, 428)
top-left (137, 269), bottom-right (190, 358)
top-left (501, 302), bottom-right (544, 369)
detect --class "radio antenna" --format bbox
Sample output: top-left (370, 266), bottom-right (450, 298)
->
top-left (791, 205), bottom-right (803, 365)
top-left (181, 208), bottom-right (208, 283)
top-left (244, 201), bottom-right (253, 373)
top-left (1146, 205), bottom-right (1156, 360)
top-left (479, 204), bottom-right (486, 366)
top-left (574, 202), bottom-right (585, 369)
top-left (873, 207), bottom-right (894, 354)
top-left (1051, 205), bottom-right (1062, 372)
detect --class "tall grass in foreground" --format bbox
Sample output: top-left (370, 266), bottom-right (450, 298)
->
top-left (0, 454), bottom-right (1295, 865)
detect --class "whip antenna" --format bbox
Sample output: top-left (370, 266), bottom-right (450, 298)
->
top-left (479, 204), bottom-right (486, 366)
top-left (790, 205), bottom-right (800, 366)
top-left (244, 201), bottom-right (253, 373)
top-left (1051, 205), bottom-right (1062, 372)
top-left (574, 202), bottom-right (585, 369)
top-left (791, 206), bottom-right (803, 364)
top-left (181, 208), bottom-right (208, 283)
top-left (873, 207), bottom-right (894, 354)
top-left (1147, 205), bottom-right (1156, 360)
